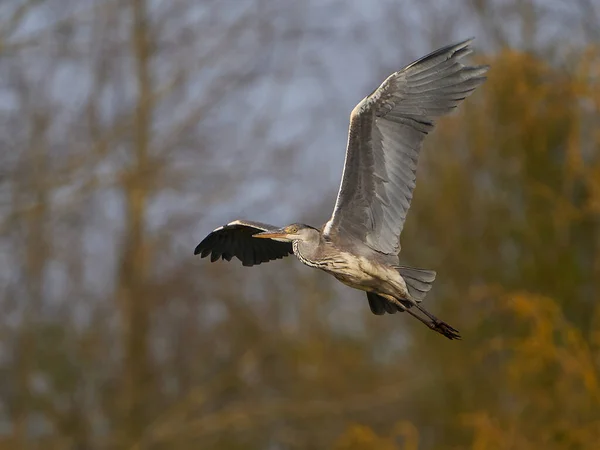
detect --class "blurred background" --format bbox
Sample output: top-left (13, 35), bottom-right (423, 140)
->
top-left (1, 0), bottom-right (599, 449)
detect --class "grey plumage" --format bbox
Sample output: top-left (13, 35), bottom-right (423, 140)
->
top-left (195, 39), bottom-right (489, 340)
top-left (323, 38), bottom-right (488, 254)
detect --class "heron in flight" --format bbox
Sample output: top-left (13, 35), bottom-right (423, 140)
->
top-left (195, 39), bottom-right (488, 339)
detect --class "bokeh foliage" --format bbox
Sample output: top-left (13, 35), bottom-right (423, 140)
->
top-left (0, 1), bottom-right (599, 449)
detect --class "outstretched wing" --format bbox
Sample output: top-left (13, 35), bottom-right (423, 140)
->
top-left (323, 39), bottom-right (489, 254)
top-left (194, 220), bottom-right (293, 266)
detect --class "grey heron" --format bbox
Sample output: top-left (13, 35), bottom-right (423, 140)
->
top-left (195, 39), bottom-right (488, 339)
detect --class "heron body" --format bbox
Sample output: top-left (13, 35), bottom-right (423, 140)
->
top-left (195, 39), bottom-right (489, 339)
top-left (293, 231), bottom-right (408, 296)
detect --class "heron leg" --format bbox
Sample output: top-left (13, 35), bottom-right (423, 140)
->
top-left (412, 303), bottom-right (461, 340)
top-left (404, 308), bottom-right (461, 340)
top-left (378, 293), bottom-right (460, 340)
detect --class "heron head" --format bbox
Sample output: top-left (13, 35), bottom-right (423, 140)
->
top-left (253, 223), bottom-right (318, 242)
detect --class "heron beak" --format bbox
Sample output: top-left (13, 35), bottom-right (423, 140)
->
top-left (253, 230), bottom-right (288, 239)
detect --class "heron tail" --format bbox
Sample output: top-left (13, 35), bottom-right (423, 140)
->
top-left (395, 266), bottom-right (436, 302)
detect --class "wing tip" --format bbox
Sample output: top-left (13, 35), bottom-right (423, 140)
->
top-left (194, 242), bottom-right (211, 258)
top-left (450, 37), bottom-right (476, 53)
top-left (445, 37), bottom-right (477, 60)
top-left (457, 36), bottom-right (475, 46)
top-left (427, 37), bottom-right (477, 59)
top-left (193, 240), bottom-right (206, 256)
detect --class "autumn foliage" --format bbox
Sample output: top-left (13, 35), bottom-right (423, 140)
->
top-left (0, 1), bottom-right (599, 449)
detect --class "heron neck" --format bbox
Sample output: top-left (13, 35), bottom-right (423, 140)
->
top-left (292, 239), bottom-right (321, 268)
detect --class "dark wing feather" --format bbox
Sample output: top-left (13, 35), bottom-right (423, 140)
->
top-left (367, 292), bottom-right (387, 315)
top-left (366, 292), bottom-right (405, 315)
top-left (324, 39), bottom-right (489, 254)
top-left (194, 220), bottom-right (293, 267)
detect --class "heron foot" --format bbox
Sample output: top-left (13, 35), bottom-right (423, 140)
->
top-left (430, 320), bottom-right (461, 340)
top-left (412, 303), bottom-right (461, 340)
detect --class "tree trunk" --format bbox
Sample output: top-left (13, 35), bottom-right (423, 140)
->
top-left (117, 0), bottom-right (154, 446)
